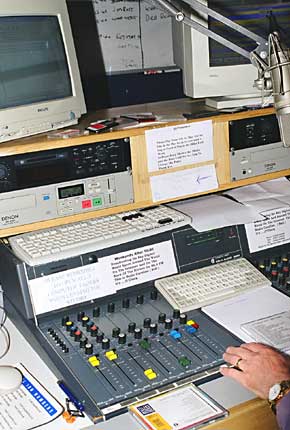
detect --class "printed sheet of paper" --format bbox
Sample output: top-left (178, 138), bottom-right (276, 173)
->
top-left (145, 120), bottom-right (213, 171)
top-left (0, 363), bottom-right (63, 430)
top-left (150, 164), bottom-right (218, 202)
top-left (245, 207), bottom-right (290, 252)
top-left (99, 241), bottom-right (177, 290)
top-left (28, 262), bottom-right (115, 315)
top-left (240, 311), bottom-right (290, 353)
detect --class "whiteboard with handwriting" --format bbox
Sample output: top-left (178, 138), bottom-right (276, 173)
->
top-left (92, 0), bottom-right (175, 73)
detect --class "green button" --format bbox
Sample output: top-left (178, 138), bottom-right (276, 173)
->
top-left (93, 197), bottom-right (103, 207)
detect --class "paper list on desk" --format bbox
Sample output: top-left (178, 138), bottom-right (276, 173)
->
top-left (150, 164), bottom-right (218, 202)
top-left (245, 206), bottom-right (290, 253)
top-left (28, 262), bottom-right (115, 315)
top-left (145, 120), bottom-right (213, 171)
top-left (99, 241), bottom-right (177, 291)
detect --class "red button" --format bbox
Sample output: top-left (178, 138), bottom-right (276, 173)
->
top-left (82, 200), bottom-right (92, 209)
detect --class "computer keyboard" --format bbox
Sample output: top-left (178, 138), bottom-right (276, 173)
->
top-left (8, 205), bottom-right (191, 266)
top-left (155, 258), bottom-right (271, 312)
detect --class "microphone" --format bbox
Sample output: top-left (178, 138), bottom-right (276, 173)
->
top-left (269, 32), bottom-right (290, 147)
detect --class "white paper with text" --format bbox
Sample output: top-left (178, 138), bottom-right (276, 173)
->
top-left (245, 207), bottom-right (290, 252)
top-left (28, 262), bottom-right (115, 315)
top-left (146, 121), bottom-right (213, 172)
top-left (99, 241), bottom-right (177, 290)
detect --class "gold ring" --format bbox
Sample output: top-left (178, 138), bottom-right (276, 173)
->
top-left (235, 358), bottom-right (242, 369)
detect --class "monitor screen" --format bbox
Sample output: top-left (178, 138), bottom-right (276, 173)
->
top-left (173, 0), bottom-right (290, 104)
top-left (0, 16), bottom-right (72, 109)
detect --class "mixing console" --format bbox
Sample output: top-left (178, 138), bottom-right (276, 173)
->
top-left (38, 285), bottom-right (241, 416)
top-left (248, 248), bottom-right (290, 297)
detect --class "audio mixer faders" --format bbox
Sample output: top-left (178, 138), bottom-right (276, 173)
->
top-left (39, 286), bottom-right (241, 415)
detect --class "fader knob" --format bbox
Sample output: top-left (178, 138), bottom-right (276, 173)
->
top-left (77, 311), bottom-right (85, 321)
top-left (165, 318), bottom-right (173, 329)
top-left (118, 333), bottom-right (127, 344)
top-left (96, 332), bottom-right (104, 343)
top-left (143, 318), bottom-right (151, 328)
top-left (158, 313), bottom-right (166, 323)
top-left (173, 309), bottom-right (180, 319)
top-left (112, 327), bottom-right (121, 338)
top-left (179, 314), bottom-right (187, 324)
top-left (122, 298), bottom-right (130, 308)
top-left (107, 303), bottom-right (115, 313)
top-left (85, 343), bottom-right (93, 355)
top-left (136, 295), bottom-right (144, 305)
top-left (128, 322), bottom-right (136, 333)
top-left (93, 307), bottom-right (100, 318)
top-left (134, 328), bottom-right (142, 339)
top-left (102, 338), bottom-right (110, 350)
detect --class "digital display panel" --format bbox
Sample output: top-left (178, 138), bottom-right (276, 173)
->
top-left (58, 184), bottom-right (84, 199)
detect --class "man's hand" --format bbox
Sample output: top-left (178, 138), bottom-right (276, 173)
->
top-left (220, 343), bottom-right (290, 398)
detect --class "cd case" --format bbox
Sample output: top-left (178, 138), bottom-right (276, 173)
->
top-left (129, 383), bottom-right (228, 430)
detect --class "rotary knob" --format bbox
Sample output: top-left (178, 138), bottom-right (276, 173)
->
top-left (165, 318), bottom-right (173, 329)
top-left (102, 338), bottom-right (110, 350)
top-left (128, 322), bottom-right (136, 333)
top-left (112, 327), bottom-right (121, 338)
top-left (158, 313), bottom-right (166, 323)
top-left (118, 333), bottom-right (127, 344)
top-left (85, 343), bottom-right (93, 355)
top-left (136, 295), bottom-right (144, 305)
top-left (134, 328), bottom-right (142, 339)
top-left (143, 318), bottom-right (151, 328)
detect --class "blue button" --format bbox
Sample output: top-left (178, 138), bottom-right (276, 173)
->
top-left (170, 330), bottom-right (182, 339)
top-left (43, 195), bottom-right (50, 201)
top-left (185, 326), bottom-right (196, 334)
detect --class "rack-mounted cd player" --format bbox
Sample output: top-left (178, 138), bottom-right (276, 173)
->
top-left (0, 138), bottom-right (134, 229)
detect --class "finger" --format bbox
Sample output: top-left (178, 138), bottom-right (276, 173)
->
top-left (220, 365), bottom-right (246, 384)
top-left (223, 352), bottom-right (241, 366)
top-left (225, 346), bottom-right (253, 359)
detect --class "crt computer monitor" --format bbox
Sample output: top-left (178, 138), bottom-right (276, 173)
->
top-left (173, 0), bottom-right (290, 108)
top-left (0, 0), bottom-right (86, 143)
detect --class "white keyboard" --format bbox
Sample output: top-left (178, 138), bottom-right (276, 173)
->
top-left (8, 206), bottom-right (191, 266)
top-left (155, 258), bottom-right (271, 312)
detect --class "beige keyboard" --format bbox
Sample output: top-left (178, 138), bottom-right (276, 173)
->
top-left (155, 258), bottom-right (271, 312)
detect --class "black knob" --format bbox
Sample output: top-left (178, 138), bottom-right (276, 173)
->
top-left (165, 318), bottom-right (173, 329)
top-left (77, 311), bottom-right (85, 321)
top-left (80, 337), bottom-right (88, 348)
top-left (112, 327), bottom-right (121, 338)
top-left (93, 307), bottom-right (100, 318)
top-left (173, 309), bottom-right (180, 319)
top-left (134, 328), bottom-right (142, 339)
top-left (179, 313), bottom-right (187, 324)
top-left (107, 303), bottom-right (115, 313)
top-left (149, 323), bottom-right (158, 334)
top-left (150, 290), bottom-right (158, 300)
top-left (102, 338), bottom-right (110, 350)
top-left (96, 332), bottom-right (104, 343)
top-left (118, 333), bottom-right (127, 344)
top-left (143, 318), bottom-right (151, 328)
top-left (61, 316), bottom-right (69, 326)
top-left (0, 164), bottom-right (8, 180)
top-left (158, 313), bottom-right (166, 323)
top-left (85, 343), bottom-right (93, 355)
top-left (62, 346), bottom-right (69, 353)
top-left (136, 295), bottom-right (144, 305)
top-left (74, 330), bottom-right (82, 341)
top-left (122, 298), bottom-right (130, 308)
top-left (128, 322), bottom-right (136, 333)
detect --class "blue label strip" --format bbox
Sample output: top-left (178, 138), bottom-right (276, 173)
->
top-left (22, 377), bottom-right (57, 416)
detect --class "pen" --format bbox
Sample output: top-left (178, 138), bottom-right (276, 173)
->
top-left (57, 380), bottom-right (85, 412)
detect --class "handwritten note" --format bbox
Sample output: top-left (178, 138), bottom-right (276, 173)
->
top-left (150, 164), bottom-right (218, 202)
top-left (146, 121), bottom-right (214, 172)
top-left (99, 241), bottom-right (177, 290)
top-left (92, 0), bottom-right (174, 72)
top-left (245, 207), bottom-right (290, 252)
top-left (28, 263), bottom-right (115, 315)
